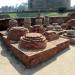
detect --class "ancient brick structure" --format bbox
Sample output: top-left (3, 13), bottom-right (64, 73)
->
top-left (62, 19), bottom-right (75, 30)
top-left (44, 16), bottom-right (50, 27)
top-left (23, 18), bottom-right (31, 28)
top-left (54, 25), bottom-right (62, 31)
top-left (19, 33), bottom-right (47, 49)
top-left (0, 15), bottom-right (71, 68)
top-left (35, 19), bottom-right (43, 25)
top-left (16, 18), bottom-right (24, 26)
top-left (46, 25), bottom-right (54, 30)
top-left (7, 27), bottom-right (29, 41)
top-left (52, 23), bottom-right (58, 26)
top-left (68, 12), bottom-right (75, 19)
top-left (67, 19), bottom-right (75, 29)
top-left (30, 25), bottom-right (45, 34)
top-left (7, 19), bottom-right (18, 31)
top-left (65, 30), bottom-right (75, 38)
top-left (52, 23), bottom-right (62, 31)
top-left (0, 16), bottom-right (69, 31)
top-left (44, 31), bottom-right (59, 41)
top-left (2, 35), bottom-right (70, 68)
top-left (0, 19), bottom-right (9, 30)
top-left (9, 19), bottom-right (18, 28)
top-left (62, 30), bottom-right (75, 44)
top-left (61, 23), bottom-right (68, 29)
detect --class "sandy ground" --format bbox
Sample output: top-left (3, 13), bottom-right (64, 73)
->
top-left (0, 38), bottom-right (75, 75)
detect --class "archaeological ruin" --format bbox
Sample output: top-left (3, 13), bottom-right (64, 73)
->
top-left (1, 12), bottom-right (75, 68)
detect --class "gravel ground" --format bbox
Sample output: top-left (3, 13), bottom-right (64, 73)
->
top-left (0, 38), bottom-right (75, 75)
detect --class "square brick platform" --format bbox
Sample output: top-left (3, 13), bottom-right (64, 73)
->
top-left (2, 35), bottom-right (70, 68)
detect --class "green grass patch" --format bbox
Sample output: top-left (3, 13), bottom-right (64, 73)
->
top-left (44, 12), bottom-right (69, 17)
top-left (0, 12), bottom-right (69, 18)
top-left (8, 13), bottom-right (17, 18)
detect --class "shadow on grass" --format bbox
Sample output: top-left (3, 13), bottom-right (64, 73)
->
top-left (0, 37), bottom-right (70, 75)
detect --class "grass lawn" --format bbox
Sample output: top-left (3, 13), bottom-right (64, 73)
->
top-left (0, 12), bottom-right (69, 18)
top-left (48, 12), bottom-right (69, 17)
top-left (8, 13), bottom-right (17, 18)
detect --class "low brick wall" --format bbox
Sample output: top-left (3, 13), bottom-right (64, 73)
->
top-left (0, 16), bottom-right (70, 31)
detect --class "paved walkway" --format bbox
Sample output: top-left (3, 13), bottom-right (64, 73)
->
top-left (0, 38), bottom-right (75, 75)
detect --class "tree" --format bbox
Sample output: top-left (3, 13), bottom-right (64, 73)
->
top-left (58, 7), bottom-right (67, 13)
top-left (17, 3), bottom-right (28, 12)
top-left (0, 2), bottom-right (28, 12)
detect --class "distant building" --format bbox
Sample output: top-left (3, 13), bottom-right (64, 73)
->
top-left (28, 0), bottom-right (70, 11)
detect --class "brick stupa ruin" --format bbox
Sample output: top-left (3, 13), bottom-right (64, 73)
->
top-left (19, 33), bottom-right (47, 49)
top-left (0, 16), bottom-right (71, 68)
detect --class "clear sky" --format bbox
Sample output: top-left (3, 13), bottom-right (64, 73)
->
top-left (0, 0), bottom-right (28, 7)
top-left (0, 0), bottom-right (75, 7)
top-left (71, 0), bottom-right (75, 6)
